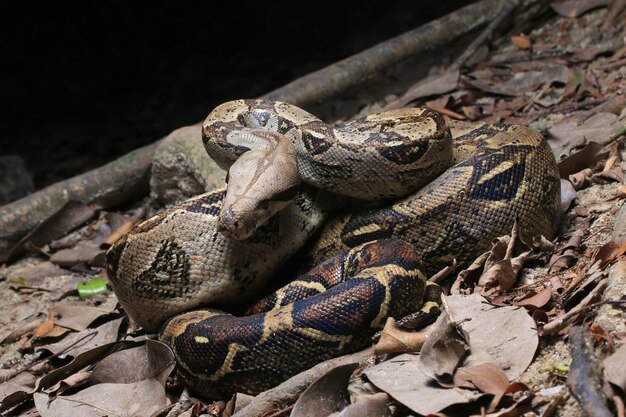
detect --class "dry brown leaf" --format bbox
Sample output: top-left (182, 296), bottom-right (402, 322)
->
top-left (556, 141), bottom-right (609, 177)
top-left (33, 311), bottom-right (56, 339)
top-left (365, 295), bottom-right (537, 416)
top-left (291, 363), bottom-right (359, 417)
top-left (49, 244), bottom-right (106, 267)
top-left (46, 371), bottom-right (92, 397)
top-left (36, 341), bottom-right (132, 392)
top-left (592, 240), bottom-right (626, 269)
top-left (453, 363), bottom-right (509, 395)
top-left (465, 64), bottom-right (570, 96)
top-left (549, 114), bottom-right (623, 161)
top-left (549, 229), bottom-right (585, 272)
top-left (33, 379), bottom-right (167, 417)
top-left (374, 318), bottom-right (428, 355)
top-left (332, 392), bottom-right (391, 417)
top-left (515, 286), bottom-right (553, 310)
top-left (37, 317), bottom-right (125, 358)
top-left (511, 35), bottom-right (531, 50)
top-left (54, 302), bottom-right (117, 332)
top-left (0, 372), bottom-right (37, 413)
top-left (90, 340), bottom-right (175, 387)
top-left (551, 0), bottom-right (612, 17)
top-left (604, 343), bottom-right (626, 393)
top-left (452, 223), bottom-right (551, 297)
top-left (3, 201), bottom-right (98, 262)
top-left (418, 311), bottom-right (470, 385)
top-left (365, 355), bottom-right (483, 416)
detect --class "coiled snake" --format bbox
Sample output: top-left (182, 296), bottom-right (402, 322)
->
top-left (106, 100), bottom-right (560, 398)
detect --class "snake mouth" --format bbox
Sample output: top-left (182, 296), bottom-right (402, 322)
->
top-left (217, 207), bottom-right (257, 240)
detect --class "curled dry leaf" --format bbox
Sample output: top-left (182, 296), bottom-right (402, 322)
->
top-left (0, 372), bottom-right (37, 413)
top-left (452, 223), bottom-right (552, 297)
top-left (556, 141), bottom-right (609, 178)
top-left (34, 379), bottom-right (167, 417)
top-left (514, 286), bottom-right (553, 310)
top-left (90, 339), bottom-right (175, 388)
top-left (592, 239), bottom-right (626, 269)
top-left (331, 392), bottom-right (391, 417)
top-left (291, 363), bottom-right (358, 417)
top-left (549, 114), bottom-right (623, 161)
top-left (453, 363), bottom-right (509, 395)
top-left (46, 371), bottom-right (92, 397)
top-left (374, 318), bottom-right (429, 355)
top-left (549, 229), bottom-right (585, 273)
top-left (418, 311), bottom-right (469, 385)
top-left (365, 295), bottom-right (537, 416)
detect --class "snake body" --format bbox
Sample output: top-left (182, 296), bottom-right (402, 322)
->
top-left (106, 100), bottom-right (560, 398)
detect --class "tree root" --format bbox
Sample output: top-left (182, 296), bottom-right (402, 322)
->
top-left (0, 0), bottom-right (507, 260)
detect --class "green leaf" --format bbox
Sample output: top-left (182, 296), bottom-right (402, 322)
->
top-left (77, 278), bottom-right (109, 298)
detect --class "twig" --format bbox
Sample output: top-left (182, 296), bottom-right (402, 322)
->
top-left (1, 331), bottom-right (98, 383)
top-left (566, 326), bottom-right (613, 417)
top-left (601, 0), bottom-right (626, 31)
top-left (231, 348), bottom-right (373, 417)
top-left (0, 0), bottom-right (508, 256)
top-left (541, 280), bottom-right (609, 335)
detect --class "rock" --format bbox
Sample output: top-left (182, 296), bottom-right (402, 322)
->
top-left (150, 124), bottom-right (225, 205)
top-left (0, 155), bottom-right (34, 205)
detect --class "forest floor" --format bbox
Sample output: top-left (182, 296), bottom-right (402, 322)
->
top-left (1, 1), bottom-right (626, 416)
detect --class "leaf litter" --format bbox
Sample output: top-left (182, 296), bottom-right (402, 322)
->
top-left (1, 3), bottom-right (626, 417)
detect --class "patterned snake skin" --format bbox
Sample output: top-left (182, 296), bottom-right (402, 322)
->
top-left (106, 100), bottom-right (560, 398)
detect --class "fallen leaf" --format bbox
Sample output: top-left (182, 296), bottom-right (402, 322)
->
top-left (514, 287), bottom-right (553, 310)
top-left (5, 262), bottom-right (67, 287)
top-left (418, 311), bottom-right (469, 385)
top-left (592, 240), bottom-right (626, 269)
top-left (291, 363), bottom-right (358, 417)
top-left (549, 114), bottom-right (623, 161)
top-left (91, 340), bottom-right (175, 387)
top-left (46, 371), bottom-right (92, 397)
top-left (3, 201), bottom-right (98, 262)
top-left (37, 317), bottom-right (125, 358)
top-left (511, 35), bottom-right (531, 50)
top-left (33, 379), bottom-right (167, 417)
top-left (0, 372), bottom-right (37, 413)
top-left (33, 311), bottom-right (56, 339)
top-left (453, 363), bottom-right (509, 395)
top-left (49, 245), bottom-right (105, 267)
top-left (551, 0), bottom-right (612, 17)
top-left (374, 318), bottom-right (429, 355)
top-left (388, 70), bottom-right (460, 109)
top-left (465, 64), bottom-right (570, 96)
top-left (557, 141), bottom-right (609, 177)
top-left (36, 341), bottom-right (135, 392)
top-left (604, 342), bottom-right (626, 393)
top-left (366, 295), bottom-right (538, 416)
top-left (334, 392), bottom-right (391, 417)
top-left (54, 302), bottom-right (116, 331)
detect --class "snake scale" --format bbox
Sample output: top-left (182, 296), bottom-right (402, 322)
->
top-left (106, 99), bottom-right (560, 398)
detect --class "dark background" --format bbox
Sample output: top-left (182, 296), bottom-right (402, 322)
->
top-left (1, 1), bottom-right (471, 190)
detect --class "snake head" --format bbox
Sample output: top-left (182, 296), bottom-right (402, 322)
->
top-left (218, 130), bottom-right (301, 240)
